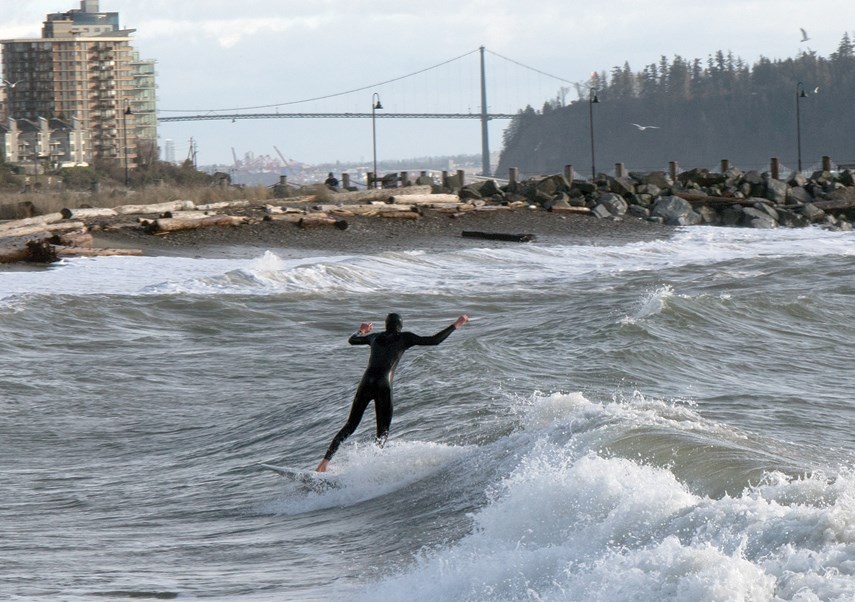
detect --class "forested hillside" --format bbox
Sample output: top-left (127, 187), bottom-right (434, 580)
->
top-left (497, 34), bottom-right (855, 178)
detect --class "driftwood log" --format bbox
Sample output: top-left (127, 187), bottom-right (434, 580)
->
top-left (0, 220), bottom-right (87, 240)
top-left (146, 215), bottom-right (248, 234)
top-left (298, 216), bottom-right (348, 230)
top-left (389, 194), bottom-right (460, 205)
top-left (0, 212), bottom-right (64, 232)
top-left (462, 231), bottom-right (536, 243)
top-left (56, 246), bottom-right (143, 258)
top-left (114, 200), bottom-right (196, 215)
top-left (61, 207), bottom-right (118, 219)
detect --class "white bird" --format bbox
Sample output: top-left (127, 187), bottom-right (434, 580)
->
top-left (814, 86), bottom-right (820, 94)
top-left (631, 123), bottom-right (660, 131)
top-left (2, 79), bottom-right (18, 88)
top-left (800, 28), bottom-right (810, 42)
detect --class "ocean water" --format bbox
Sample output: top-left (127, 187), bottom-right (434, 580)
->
top-left (1, 226), bottom-right (854, 601)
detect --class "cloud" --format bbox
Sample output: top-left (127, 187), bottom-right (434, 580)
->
top-left (138, 15), bottom-right (332, 49)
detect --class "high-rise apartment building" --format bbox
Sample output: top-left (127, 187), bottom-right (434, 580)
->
top-left (1, 1), bottom-right (157, 169)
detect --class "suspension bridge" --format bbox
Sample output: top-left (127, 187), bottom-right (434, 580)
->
top-left (156, 47), bottom-right (581, 176)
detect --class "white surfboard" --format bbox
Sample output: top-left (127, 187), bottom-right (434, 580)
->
top-left (258, 463), bottom-right (340, 489)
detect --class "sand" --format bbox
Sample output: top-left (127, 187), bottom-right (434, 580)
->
top-left (90, 207), bottom-right (675, 259)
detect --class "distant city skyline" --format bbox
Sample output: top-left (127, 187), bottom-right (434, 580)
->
top-left (2, 1), bottom-right (850, 168)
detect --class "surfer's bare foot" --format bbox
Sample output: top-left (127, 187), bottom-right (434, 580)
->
top-left (316, 459), bottom-right (329, 473)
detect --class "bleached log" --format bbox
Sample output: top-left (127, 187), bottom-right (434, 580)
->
top-left (264, 213), bottom-right (307, 223)
top-left (328, 185), bottom-right (432, 203)
top-left (161, 210), bottom-right (218, 219)
top-left (0, 220), bottom-right (87, 240)
top-left (114, 200), bottom-right (196, 215)
top-left (147, 215), bottom-right (248, 234)
top-left (50, 228), bottom-right (93, 248)
top-left (0, 212), bottom-right (64, 232)
top-left (0, 245), bottom-right (31, 264)
top-left (56, 246), bottom-right (143, 257)
top-left (196, 200), bottom-right (251, 211)
top-left (265, 204), bottom-right (307, 215)
top-left (60, 207), bottom-right (118, 219)
top-left (548, 206), bottom-right (592, 214)
top-left (389, 194), bottom-right (459, 205)
top-left (317, 204), bottom-right (416, 215)
top-left (298, 216), bottom-right (348, 230)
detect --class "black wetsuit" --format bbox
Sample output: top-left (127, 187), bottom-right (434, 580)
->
top-left (322, 323), bottom-right (458, 461)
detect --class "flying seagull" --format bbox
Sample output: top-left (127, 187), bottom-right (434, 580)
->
top-left (800, 28), bottom-right (810, 42)
top-left (2, 79), bottom-right (18, 88)
top-left (631, 123), bottom-right (660, 131)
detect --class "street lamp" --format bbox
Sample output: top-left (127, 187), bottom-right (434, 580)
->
top-left (795, 82), bottom-right (807, 174)
top-left (588, 88), bottom-right (599, 180)
top-left (122, 105), bottom-right (132, 187)
top-left (371, 92), bottom-right (382, 189)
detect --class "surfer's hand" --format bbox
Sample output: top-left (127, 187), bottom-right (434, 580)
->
top-left (358, 322), bottom-right (373, 334)
top-left (454, 315), bottom-right (469, 329)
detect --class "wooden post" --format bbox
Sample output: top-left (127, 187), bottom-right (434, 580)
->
top-left (457, 169), bottom-right (466, 189)
top-left (400, 171), bottom-right (409, 187)
top-left (669, 161), bottom-right (678, 182)
top-left (279, 175), bottom-right (288, 187)
top-left (509, 167), bottom-right (519, 184)
top-left (564, 164), bottom-right (573, 181)
top-left (342, 173), bottom-right (351, 189)
top-left (615, 163), bottom-right (625, 178)
top-left (367, 172), bottom-right (374, 189)
top-left (822, 156), bottom-right (832, 172)
top-left (720, 159), bottom-right (730, 173)
top-left (441, 170), bottom-right (449, 189)
top-left (770, 157), bottom-right (780, 180)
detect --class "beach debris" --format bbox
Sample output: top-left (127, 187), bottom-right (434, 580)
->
top-left (462, 231), bottom-right (536, 243)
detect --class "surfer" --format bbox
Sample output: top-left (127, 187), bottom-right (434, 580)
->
top-left (315, 313), bottom-right (469, 472)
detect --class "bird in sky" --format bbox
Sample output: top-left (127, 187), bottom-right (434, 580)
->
top-left (800, 28), bottom-right (810, 42)
top-left (631, 123), bottom-right (660, 131)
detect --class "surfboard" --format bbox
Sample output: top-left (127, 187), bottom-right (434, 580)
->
top-left (258, 463), bottom-right (340, 489)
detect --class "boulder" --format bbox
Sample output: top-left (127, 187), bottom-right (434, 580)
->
top-left (763, 175), bottom-right (788, 203)
top-left (743, 206), bottom-right (778, 228)
top-left (777, 208), bottom-right (812, 228)
top-left (788, 186), bottom-right (813, 205)
top-left (607, 175), bottom-right (635, 197)
top-left (721, 204), bottom-right (745, 227)
top-left (543, 192), bottom-right (572, 211)
top-left (597, 192), bottom-right (628, 216)
top-left (535, 175), bottom-right (570, 196)
top-left (591, 204), bottom-right (613, 219)
top-left (651, 195), bottom-right (702, 226)
top-left (628, 205), bottom-right (650, 219)
top-left (799, 203), bottom-right (826, 223)
top-left (639, 171), bottom-right (673, 189)
top-left (697, 205), bottom-right (720, 224)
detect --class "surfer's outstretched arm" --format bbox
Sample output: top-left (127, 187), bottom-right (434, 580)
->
top-left (316, 459), bottom-right (330, 472)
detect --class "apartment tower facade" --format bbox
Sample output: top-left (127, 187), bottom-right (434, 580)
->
top-left (1, 1), bottom-right (157, 169)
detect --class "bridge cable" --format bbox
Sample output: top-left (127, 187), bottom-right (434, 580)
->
top-left (159, 47), bottom-right (482, 114)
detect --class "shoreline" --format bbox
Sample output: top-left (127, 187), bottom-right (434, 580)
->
top-left (90, 208), bottom-right (675, 260)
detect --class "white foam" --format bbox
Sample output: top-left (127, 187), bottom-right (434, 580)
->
top-left (262, 440), bottom-right (472, 515)
top-left (354, 394), bottom-right (855, 601)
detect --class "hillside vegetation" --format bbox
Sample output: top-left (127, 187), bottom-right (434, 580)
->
top-left (497, 34), bottom-right (855, 178)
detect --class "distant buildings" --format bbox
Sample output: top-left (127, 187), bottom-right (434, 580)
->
top-left (0, 0), bottom-right (157, 173)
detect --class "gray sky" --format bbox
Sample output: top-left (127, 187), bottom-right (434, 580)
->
top-left (2, 1), bottom-right (850, 167)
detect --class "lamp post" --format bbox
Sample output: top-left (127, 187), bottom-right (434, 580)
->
top-left (795, 82), bottom-right (807, 175)
top-left (371, 92), bottom-right (383, 189)
top-left (588, 88), bottom-right (599, 180)
top-left (122, 105), bottom-right (132, 187)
